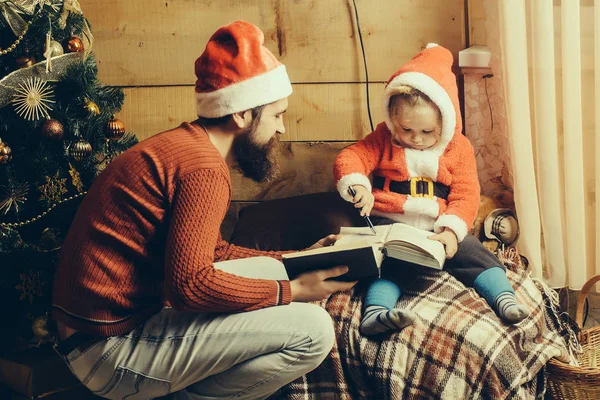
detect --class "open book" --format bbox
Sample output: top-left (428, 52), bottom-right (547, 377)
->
top-left (282, 223), bottom-right (446, 281)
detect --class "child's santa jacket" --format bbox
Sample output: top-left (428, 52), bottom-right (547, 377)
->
top-left (334, 44), bottom-right (480, 242)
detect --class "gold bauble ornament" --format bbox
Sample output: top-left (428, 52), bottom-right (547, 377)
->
top-left (45, 40), bottom-right (64, 58)
top-left (32, 315), bottom-right (53, 343)
top-left (85, 99), bottom-right (100, 115)
top-left (15, 55), bottom-right (35, 68)
top-left (105, 117), bottom-right (126, 141)
top-left (0, 139), bottom-right (12, 164)
top-left (65, 36), bottom-right (84, 53)
top-left (41, 118), bottom-right (64, 140)
top-left (69, 138), bottom-right (92, 162)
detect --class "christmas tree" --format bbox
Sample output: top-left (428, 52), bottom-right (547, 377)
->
top-left (0, 0), bottom-right (137, 353)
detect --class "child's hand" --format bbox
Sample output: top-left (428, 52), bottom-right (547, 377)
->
top-left (350, 185), bottom-right (374, 217)
top-left (428, 228), bottom-right (458, 258)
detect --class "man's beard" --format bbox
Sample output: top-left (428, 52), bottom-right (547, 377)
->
top-left (233, 128), bottom-right (279, 183)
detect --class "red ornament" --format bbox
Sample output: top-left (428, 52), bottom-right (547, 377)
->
top-left (65, 36), bottom-right (84, 53)
top-left (0, 139), bottom-right (12, 164)
top-left (41, 119), bottom-right (64, 140)
top-left (15, 55), bottom-right (35, 68)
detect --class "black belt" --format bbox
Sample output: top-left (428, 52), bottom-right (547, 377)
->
top-left (55, 331), bottom-right (105, 355)
top-left (373, 176), bottom-right (450, 200)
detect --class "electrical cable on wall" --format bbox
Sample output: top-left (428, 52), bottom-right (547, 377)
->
top-left (483, 73), bottom-right (494, 132)
top-left (351, 0), bottom-right (374, 132)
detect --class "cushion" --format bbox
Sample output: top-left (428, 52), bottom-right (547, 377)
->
top-left (230, 192), bottom-right (364, 251)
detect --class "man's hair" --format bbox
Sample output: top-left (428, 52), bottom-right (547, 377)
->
top-left (388, 86), bottom-right (442, 126)
top-left (247, 105), bottom-right (266, 134)
top-left (197, 105), bottom-right (266, 129)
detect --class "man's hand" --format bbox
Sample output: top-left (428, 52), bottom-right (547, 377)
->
top-left (428, 228), bottom-right (458, 258)
top-left (290, 266), bottom-right (357, 302)
top-left (350, 185), bottom-right (374, 217)
top-left (304, 234), bottom-right (340, 251)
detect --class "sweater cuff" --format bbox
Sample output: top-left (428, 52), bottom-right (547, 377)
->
top-left (277, 280), bottom-right (292, 305)
top-left (434, 214), bottom-right (469, 242)
top-left (337, 173), bottom-right (372, 202)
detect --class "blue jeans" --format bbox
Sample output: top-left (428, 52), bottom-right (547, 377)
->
top-left (54, 257), bottom-right (335, 399)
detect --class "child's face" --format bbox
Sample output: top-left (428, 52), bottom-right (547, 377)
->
top-left (390, 102), bottom-right (441, 150)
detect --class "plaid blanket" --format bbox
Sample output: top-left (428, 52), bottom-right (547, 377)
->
top-left (273, 269), bottom-right (570, 400)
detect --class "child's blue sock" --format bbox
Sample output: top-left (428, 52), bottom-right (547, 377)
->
top-left (474, 267), bottom-right (530, 323)
top-left (360, 278), bottom-right (415, 336)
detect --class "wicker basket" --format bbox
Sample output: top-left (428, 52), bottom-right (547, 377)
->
top-left (547, 274), bottom-right (600, 399)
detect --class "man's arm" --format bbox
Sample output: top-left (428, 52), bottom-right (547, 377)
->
top-left (164, 169), bottom-right (291, 313)
top-left (214, 236), bottom-right (290, 262)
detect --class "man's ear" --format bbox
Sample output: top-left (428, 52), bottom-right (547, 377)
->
top-left (231, 110), bottom-right (253, 130)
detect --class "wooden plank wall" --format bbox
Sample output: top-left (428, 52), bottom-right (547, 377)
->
top-left (468, 0), bottom-right (487, 45)
top-left (80, 0), bottom-right (465, 238)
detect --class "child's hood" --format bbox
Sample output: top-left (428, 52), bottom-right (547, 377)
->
top-left (382, 44), bottom-right (461, 156)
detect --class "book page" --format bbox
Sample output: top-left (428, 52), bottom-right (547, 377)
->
top-left (385, 223), bottom-right (446, 268)
top-left (335, 225), bottom-right (390, 247)
top-left (284, 238), bottom-right (377, 259)
top-left (385, 243), bottom-right (443, 269)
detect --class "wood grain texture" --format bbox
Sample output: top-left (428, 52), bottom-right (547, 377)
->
top-left (79, 0), bottom-right (467, 208)
top-left (468, 0), bottom-right (487, 45)
top-left (117, 83), bottom-right (385, 141)
top-left (80, 0), bottom-right (464, 85)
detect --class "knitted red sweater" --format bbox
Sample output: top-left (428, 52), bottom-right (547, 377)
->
top-left (52, 122), bottom-right (291, 337)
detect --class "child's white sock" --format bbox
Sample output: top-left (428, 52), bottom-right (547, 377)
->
top-left (360, 305), bottom-right (415, 336)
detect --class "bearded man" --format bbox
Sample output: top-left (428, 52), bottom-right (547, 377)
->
top-left (51, 21), bottom-right (355, 400)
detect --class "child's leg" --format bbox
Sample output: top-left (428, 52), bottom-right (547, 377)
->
top-left (360, 278), bottom-right (415, 336)
top-left (473, 267), bottom-right (529, 322)
top-left (445, 234), bottom-right (529, 323)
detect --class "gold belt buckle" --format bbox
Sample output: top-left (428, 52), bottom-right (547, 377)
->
top-left (409, 177), bottom-right (434, 199)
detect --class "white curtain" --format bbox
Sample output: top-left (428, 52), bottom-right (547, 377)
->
top-left (483, 0), bottom-right (598, 289)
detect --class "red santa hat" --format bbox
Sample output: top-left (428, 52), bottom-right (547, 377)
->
top-left (195, 21), bottom-right (293, 118)
top-left (382, 43), bottom-right (460, 150)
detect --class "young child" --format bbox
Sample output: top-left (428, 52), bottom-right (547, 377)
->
top-left (333, 44), bottom-right (530, 336)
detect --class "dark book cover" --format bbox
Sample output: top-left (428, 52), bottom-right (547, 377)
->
top-left (283, 246), bottom-right (381, 282)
